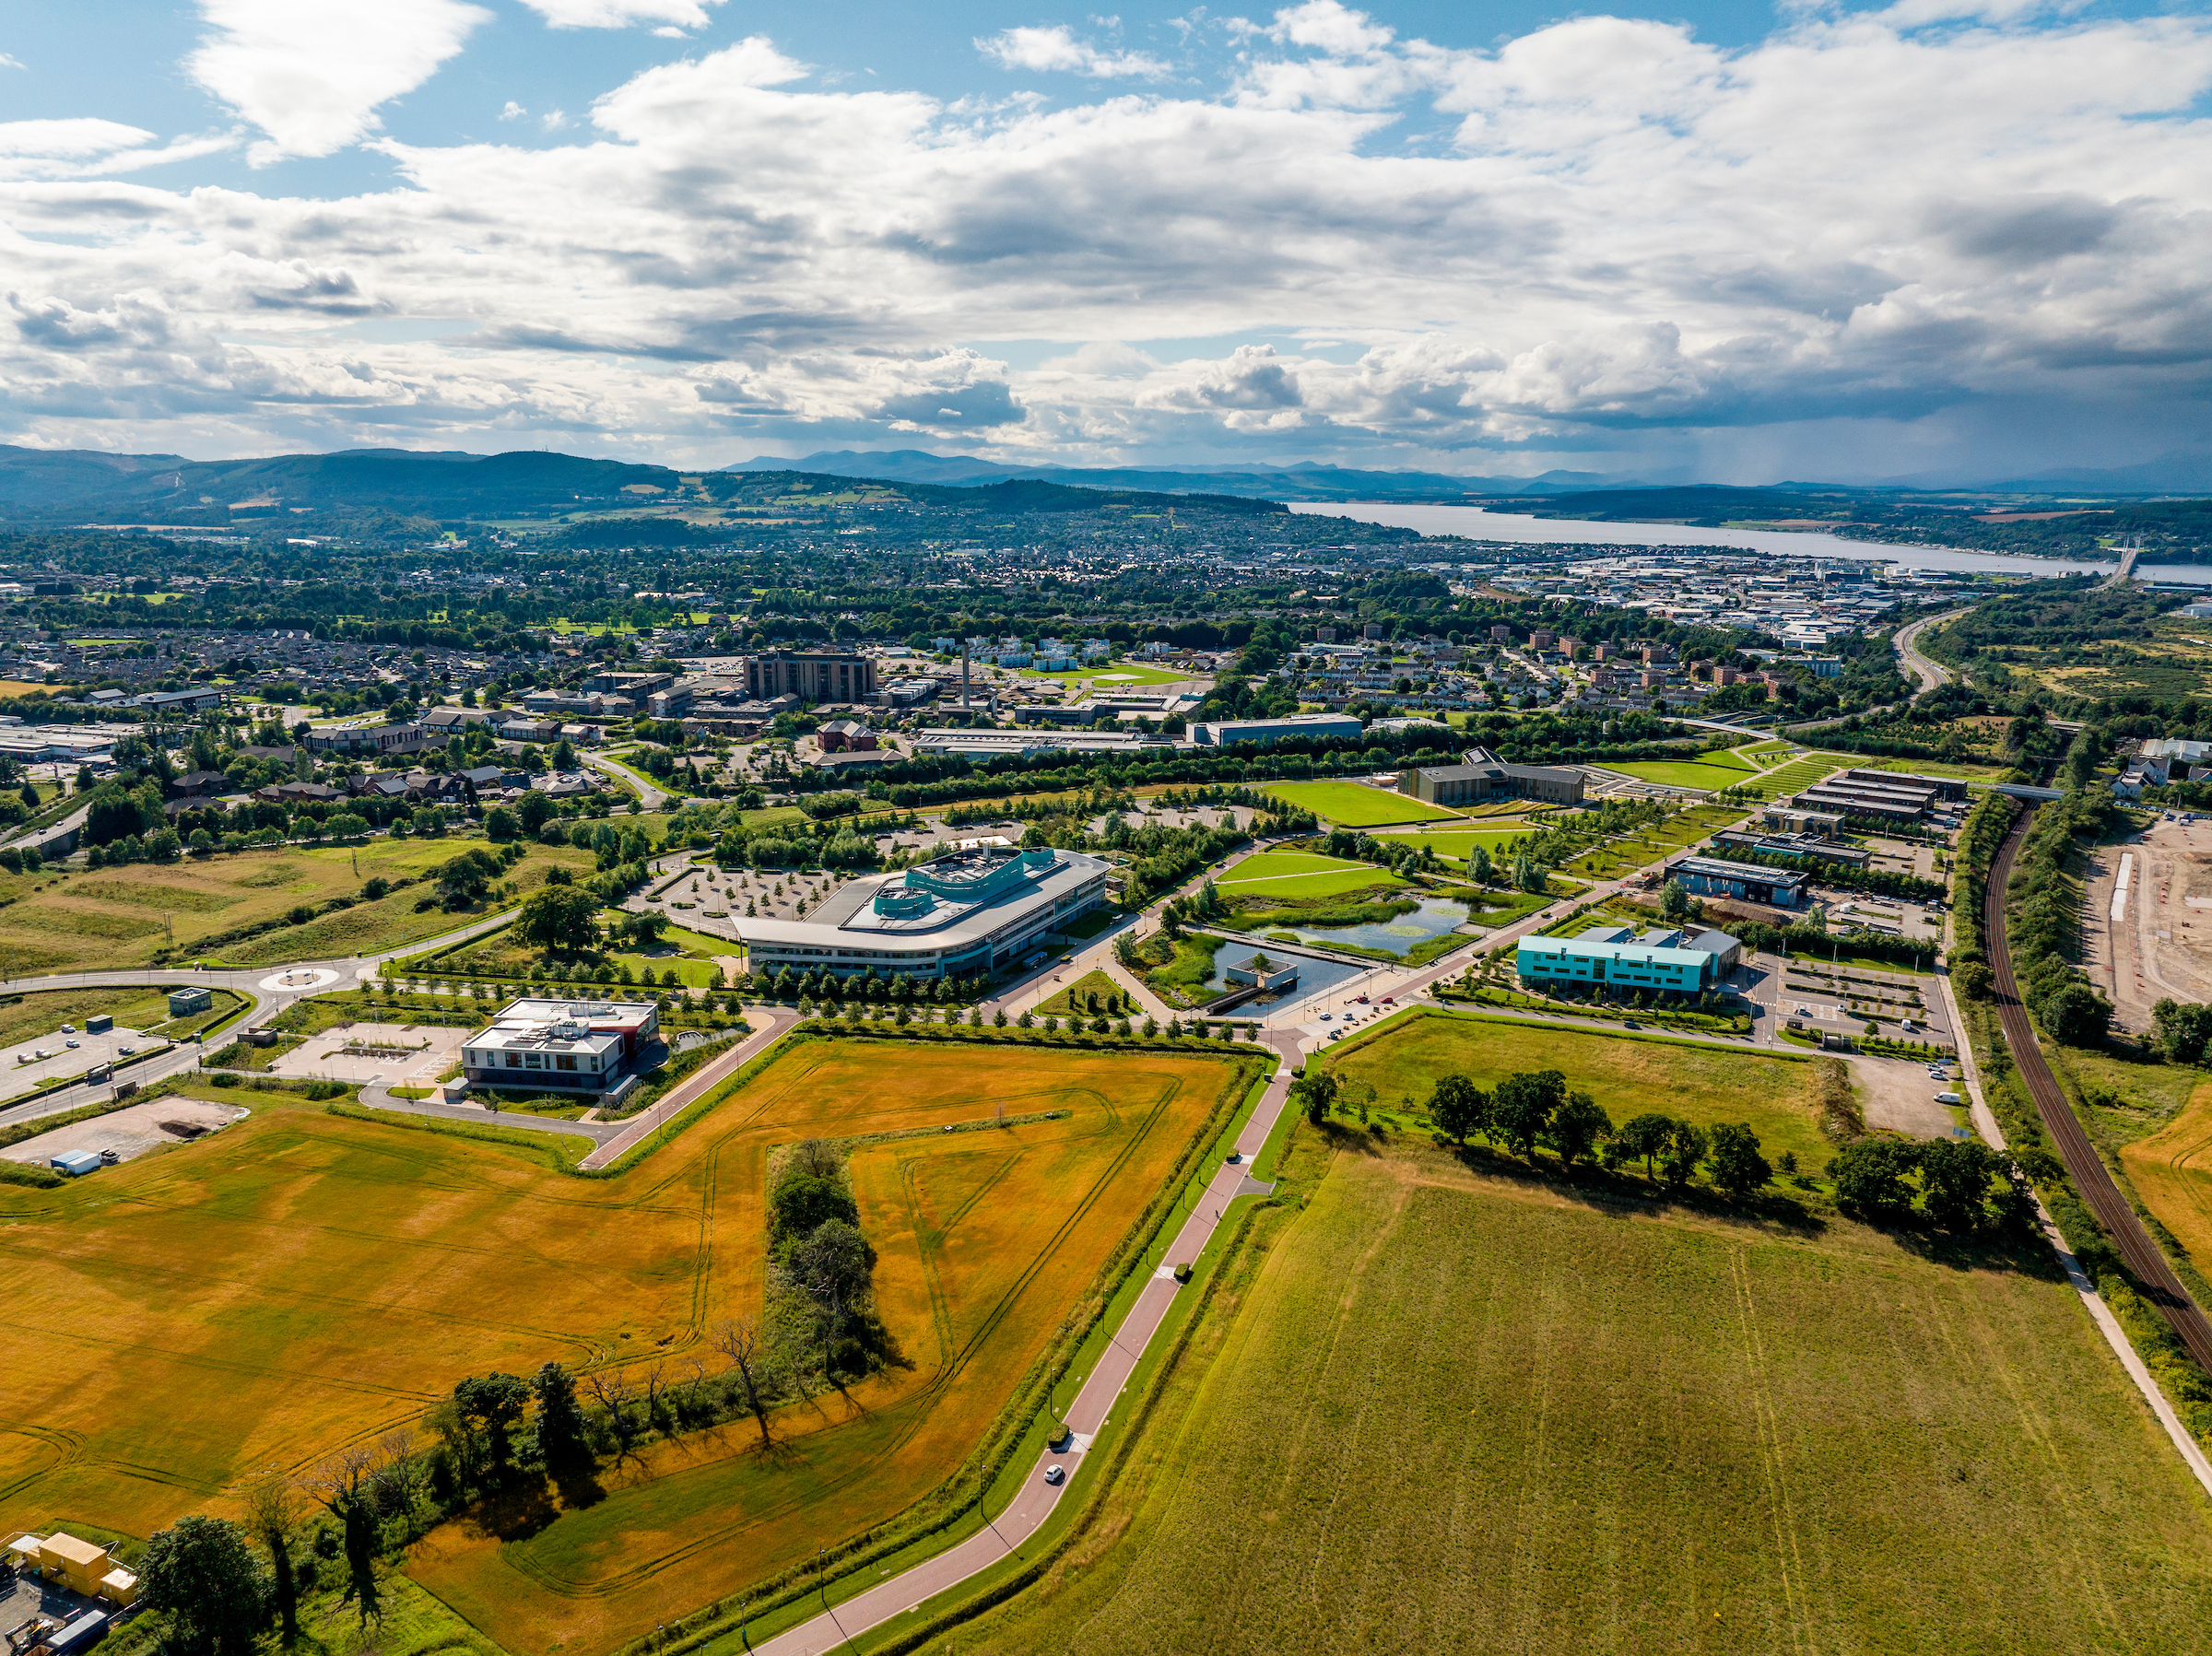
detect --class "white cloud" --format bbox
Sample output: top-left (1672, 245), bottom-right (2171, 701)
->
top-left (519, 0), bottom-right (726, 28)
top-left (0, 119), bottom-right (237, 182)
top-left (186, 0), bottom-right (491, 164)
top-left (500, 100), bottom-right (526, 121)
top-left (0, 53), bottom-right (24, 71)
top-left (5, 7), bottom-right (2212, 478)
top-left (541, 110), bottom-right (570, 131)
top-left (977, 24), bottom-right (1173, 79)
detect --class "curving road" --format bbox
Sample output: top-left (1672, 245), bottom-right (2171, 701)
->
top-left (1892, 608), bottom-right (1968, 696)
top-left (1984, 803), bottom-right (2212, 1372)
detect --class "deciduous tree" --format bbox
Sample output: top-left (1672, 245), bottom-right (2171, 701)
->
top-left (1546, 1091), bottom-right (1612, 1168)
top-left (140, 1514), bottom-right (268, 1656)
top-left (1427, 1074), bottom-right (1487, 1146)
top-left (1703, 1122), bottom-right (1771, 1200)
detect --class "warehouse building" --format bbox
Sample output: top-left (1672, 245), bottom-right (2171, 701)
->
top-left (737, 843), bottom-right (1110, 981)
top-left (1665, 854), bottom-right (1808, 909)
top-left (1398, 746), bottom-right (1585, 806)
top-left (1516, 925), bottom-right (1741, 994)
top-left (1840, 767), bottom-right (1967, 804)
top-left (1790, 781), bottom-right (1932, 824)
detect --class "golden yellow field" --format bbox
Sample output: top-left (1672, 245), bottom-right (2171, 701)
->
top-left (2122, 1080), bottom-right (2212, 1276)
top-left (0, 1035), bottom-right (1253, 1653)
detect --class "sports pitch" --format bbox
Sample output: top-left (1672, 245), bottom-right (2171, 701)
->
top-left (0, 1037), bottom-right (1259, 1653)
top-left (1262, 781), bottom-right (1464, 828)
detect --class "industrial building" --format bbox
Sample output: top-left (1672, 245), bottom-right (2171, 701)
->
top-left (167, 985), bottom-right (212, 1016)
top-left (460, 997), bottom-right (660, 1102)
top-left (1840, 767), bottom-right (1967, 803)
top-left (1516, 925), bottom-right (1741, 993)
top-left (736, 843), bottom-right (1111, 981)
top-left (1789, 779), bottom-right (1934, 824)
top-left (1712, 830), bottom-right (1869, 869)
top-left (1759, 804), bottom-right (1844, 838)
top-left (1665, 854), bottom-right (1808, 909)
top-left (745, 650), bottom-right (878, 705)
top-left (1399, 746), bottom-right (1585, 806)
top-left (1189, 712), bottom-right (1362, 747)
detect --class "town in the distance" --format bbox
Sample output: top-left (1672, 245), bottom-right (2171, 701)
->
top-left (6, 451), bottom-right (2212, 1656)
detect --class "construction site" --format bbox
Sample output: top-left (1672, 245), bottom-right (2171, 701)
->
top-left (2084, 814), bottom-right (2212, 1034)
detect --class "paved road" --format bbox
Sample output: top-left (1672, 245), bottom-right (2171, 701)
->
top-left (1984, 803), bottom-right (2212, 1372)
top-left (2104, 543), bottom-right (2142, 588)
top-left (1892, 608), bottom-right (1969, 695)
top-left (583, 751), bottom-right (670, 810)
top-left (578, 1004), bottom-right (801, 1169)
top-left (750, 1024), bottom-right (1308, 1656)
top-left (0, 907), bottom-right (524, 1134)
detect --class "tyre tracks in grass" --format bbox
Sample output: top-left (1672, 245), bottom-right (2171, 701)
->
top-left (1984, 805), bottom-right (2212, 1372)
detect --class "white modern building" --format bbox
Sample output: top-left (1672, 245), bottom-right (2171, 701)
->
top-left (736, 843), bottom-right (1112, 980)
top-left (460, 997), bottom-right (660, 1100)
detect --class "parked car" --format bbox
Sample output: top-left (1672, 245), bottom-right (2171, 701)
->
top-left (65, 1039), bottom-right (78, 1050)
top-left (117, 1045), bottom-right (135, 1056)
top-left (1380, 996), bottom-right (1395, 1005)
top-left (59, 1023), bottom-right (75, 1034)
top-left (1935, 1091), bottom-right (1962, 1105)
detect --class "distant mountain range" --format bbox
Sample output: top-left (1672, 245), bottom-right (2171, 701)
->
top-left (726, 449), bottom-right (1628, 500)
top-left (2, 439), bottom-right (2205, 534)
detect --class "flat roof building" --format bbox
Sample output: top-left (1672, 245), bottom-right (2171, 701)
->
top-left (737, 843), bottom-right (1110, 980)
top-left (1400, 746), bottom-right (1584, 806)
top-left (460, 997), bottom-right (660, 1098)
top-left (1190, 713), bottom-right (1363, 748)
top-left (746, 651), bottom-right (878, 706)
top-left (1666, 854), bottom-right (1808, 909)
top-left (1841, 767), bottom-right (1967, 804)
top-left (1516, 926), bottom-right (1740, 993)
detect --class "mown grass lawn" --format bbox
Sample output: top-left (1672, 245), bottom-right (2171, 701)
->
top-left (1217, 850), bottom-right (1407, 898)
top-left (1262, 781), bottom-right (1465, 828)
top-left (943, 1065), bottom-right (2212, 1656)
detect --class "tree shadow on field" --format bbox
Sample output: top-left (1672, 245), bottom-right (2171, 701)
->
top-left (475, 1475), bottom-right (562, 1542)
top-left (1434, 1137), bottom-right (1830, 1239)
top-left (1314, 1119), bottom-right (1385, 1157)
top-left (551, 1462), bottom-right (608, 1512)
top-left (1865, 1216), bottom-right (2070, 1282)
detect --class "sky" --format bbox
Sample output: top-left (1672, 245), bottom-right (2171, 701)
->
top-left (2, 0), bottom-right (2211, 485)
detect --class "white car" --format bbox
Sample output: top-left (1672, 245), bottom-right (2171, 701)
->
top-left (60, 1024), bottom-right (76, 1034)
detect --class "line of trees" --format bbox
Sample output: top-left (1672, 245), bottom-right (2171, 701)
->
top-left (1297, 1063), bottom-right (1777, 1201)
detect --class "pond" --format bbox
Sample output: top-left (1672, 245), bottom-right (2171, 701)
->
top-left (1202, 942), bottom-right (1366, 1004)
top-left (1250, 896), bottom-right (1473, 961)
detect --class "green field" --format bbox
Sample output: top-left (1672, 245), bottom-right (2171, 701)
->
top-left (1605, 758), bottom-right (1767, 791)
top-left (1036, 968), bottom-right (1139, 1018)
top-left (1328, 1008), bottom-right (1832, 1169)
top-left (1, 1037), bottom-right (1257, 1655)
top-left (1216, 850), bottom-right (1407, 898)
top-left (944, 1020), bottom-right (2212, 1656)
top-left (0, 836), bottom-right (615, 980)
top-left (1263, 781), bottom-right (1465, 828)
top-left (1372, 827), bottom-right (1531, 864)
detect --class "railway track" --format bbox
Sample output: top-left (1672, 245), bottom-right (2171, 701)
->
top-left (1985, 804), bottom-right (2212, 1372)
